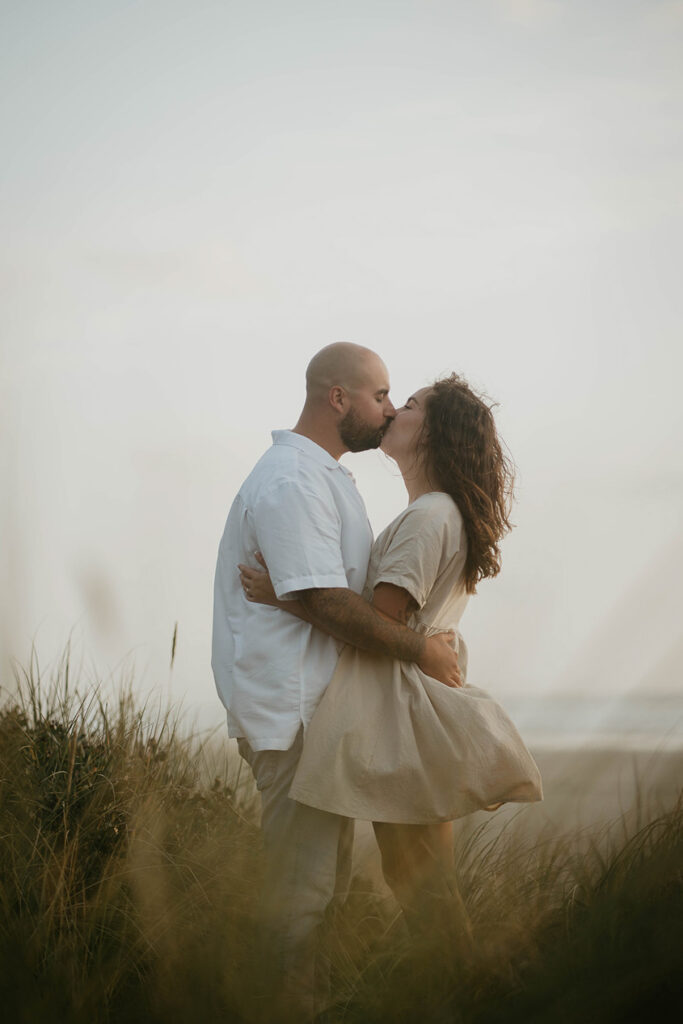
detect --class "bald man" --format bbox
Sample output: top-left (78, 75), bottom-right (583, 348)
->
top-left (211, 343), bottom-right (460, 1020)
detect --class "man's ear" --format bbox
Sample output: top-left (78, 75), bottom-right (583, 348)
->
top-left (328, 386), bottom-right (347, 414)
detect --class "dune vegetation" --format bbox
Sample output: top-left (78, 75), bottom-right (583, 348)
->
top-left (0, 651), bottom-right (680, 1022)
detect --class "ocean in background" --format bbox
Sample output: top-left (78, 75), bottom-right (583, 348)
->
top-left (189, 692), bottom-right (683, 752)
top-left (500, 693), bottom-right (683, 750)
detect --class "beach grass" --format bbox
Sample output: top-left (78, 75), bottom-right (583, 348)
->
top-left (0, 652), bottom-right (680, 1022)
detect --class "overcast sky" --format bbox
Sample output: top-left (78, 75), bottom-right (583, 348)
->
top-left (2, 0), bottom-right (682, 727)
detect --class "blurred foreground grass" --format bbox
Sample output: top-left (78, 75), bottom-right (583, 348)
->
top-left (0, 652), bottom-right (680, 1023)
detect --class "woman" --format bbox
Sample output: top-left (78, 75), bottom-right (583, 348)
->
top-left (239, 374), bottom-right (542, 936)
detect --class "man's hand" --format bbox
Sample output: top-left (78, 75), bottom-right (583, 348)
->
top-left (418, 633), bottom-right (462, 688)
top-left (296, 588), bottom-right (462, 684)
top-left (370, 583), bottom-right (461, 689)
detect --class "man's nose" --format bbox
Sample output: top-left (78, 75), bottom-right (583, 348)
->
top-left (385, 398), bottom-right (397, 417)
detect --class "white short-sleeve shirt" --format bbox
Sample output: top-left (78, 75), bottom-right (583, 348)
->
top-left (211, 430), bottom-right (373, 750)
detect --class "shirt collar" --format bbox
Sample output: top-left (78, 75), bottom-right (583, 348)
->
top-left (271, 430), bottom-right (355, 478)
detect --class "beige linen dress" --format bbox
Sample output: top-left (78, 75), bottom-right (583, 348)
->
top-left (289, 492), bottom-right (543, 823)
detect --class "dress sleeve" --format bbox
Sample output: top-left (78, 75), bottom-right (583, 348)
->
top-left (373, 501), bottom-right (462, 610)
top-left (251, 477), bottom-right (349, 600)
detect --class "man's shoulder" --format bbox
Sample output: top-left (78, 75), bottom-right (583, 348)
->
top-left (240, 442), bottom-right (330, 504)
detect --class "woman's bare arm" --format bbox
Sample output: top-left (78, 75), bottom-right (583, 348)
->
top-left (371, 582), bottom-right (418, 625)
top-left (238, 555), bottom-right (316, 623)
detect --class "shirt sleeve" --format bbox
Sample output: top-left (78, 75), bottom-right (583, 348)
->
top-left (373, 501), bottom-right (462, 609)
top-left (251, 476), bottom-right (349, 600)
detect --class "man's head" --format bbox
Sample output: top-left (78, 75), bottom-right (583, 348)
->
top-left (304, 343), bottom-right (395, 452)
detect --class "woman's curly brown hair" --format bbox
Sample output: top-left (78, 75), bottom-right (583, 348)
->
top-left (417, 373), bottom-right (515, 594)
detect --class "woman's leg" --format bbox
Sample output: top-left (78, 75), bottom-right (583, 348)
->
top-left (373, 822), bottom-right (471, 945)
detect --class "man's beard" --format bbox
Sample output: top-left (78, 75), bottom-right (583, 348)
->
top-left (339, 406), bottom-right (390, 452)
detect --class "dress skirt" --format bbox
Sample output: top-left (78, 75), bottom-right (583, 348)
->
top-left (290, 645), bottom-right (543, 824)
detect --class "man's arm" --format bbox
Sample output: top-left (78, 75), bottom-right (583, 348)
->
top-left (238, 558), bottom-right (461, 686)
top-left (299, 587), bottom-right (462, 687)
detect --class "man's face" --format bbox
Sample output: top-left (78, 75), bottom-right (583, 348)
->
top-left (339, 357), bottom-right (396, 452)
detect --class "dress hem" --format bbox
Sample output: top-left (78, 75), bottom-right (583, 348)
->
top-left (288, 785), bottom-right (542, 825)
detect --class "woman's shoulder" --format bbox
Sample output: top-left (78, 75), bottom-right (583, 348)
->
top-left (368, 490), bottom-right (467, 602)
top-left (407, 491), bottom-right (463, 528)
top-left (378, 491), bottom-right (463, 544)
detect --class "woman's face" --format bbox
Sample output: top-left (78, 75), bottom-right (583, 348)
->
top-left (380, 386), bottom-right (432, 463)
